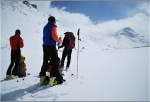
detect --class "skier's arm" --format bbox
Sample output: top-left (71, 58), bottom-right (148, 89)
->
top-left (58, 38), bottom-right (65, 48)
top-left (20, 37), bottom-right (24, 48)
top-left (51, 27), bottom-right (62, 43)
top-left (9, 36), bottom-right (13, 46)
top-left (58, 35), bottom-right (67, 48)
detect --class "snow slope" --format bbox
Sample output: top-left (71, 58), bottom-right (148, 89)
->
top-left (1, 47), bottom-right (149, 101)
top-left (1, 1), bottom-right (149, 101)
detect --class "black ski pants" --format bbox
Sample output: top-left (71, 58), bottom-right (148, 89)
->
top-left (40, 45), bottom-right (63, 80)
top-left (61, 48), bottom-right (72, 67)
top-left (6, 50), bottom-right (21, 76)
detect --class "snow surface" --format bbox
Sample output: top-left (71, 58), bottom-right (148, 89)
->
top-left (0, 1), bottom-right (149, 101)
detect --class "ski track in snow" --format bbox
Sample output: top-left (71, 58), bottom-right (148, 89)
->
top-left (1, 69), bottom-right (83, 101)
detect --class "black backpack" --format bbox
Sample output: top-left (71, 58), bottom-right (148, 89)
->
top-left (68, 32), bottom-right (75, 49)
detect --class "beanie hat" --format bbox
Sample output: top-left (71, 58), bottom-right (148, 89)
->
top-left (48, 16), bottom-right (56, 23)
top-left (15, 29), bottom-right (21, 34)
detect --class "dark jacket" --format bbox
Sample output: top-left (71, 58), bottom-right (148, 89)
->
top-left (59, 33), bottom-right (75, 49)
top-left (62, 33), bottom-right (70, 48)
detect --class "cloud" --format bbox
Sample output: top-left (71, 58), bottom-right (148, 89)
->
top-left (126, 2), bottom-right (149, 17)
top-left (96, 13), bottom-right (149, 37)
top-left (32, 1), bottom-right (149, 39)
top-left (137, 2), bottom-right (149, 16)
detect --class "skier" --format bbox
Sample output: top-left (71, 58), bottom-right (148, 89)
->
top-left (58, 32), bottom-right (75, 71)
top-left (39, 16), bottom-right (63, 86)
top-left (6, 29), bottom-right (24, 79)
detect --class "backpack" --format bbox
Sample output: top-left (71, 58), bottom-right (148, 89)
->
top-left (68, 32), bottom-right (75, 49)
top-left (18, 55), bottom-right (26, 77)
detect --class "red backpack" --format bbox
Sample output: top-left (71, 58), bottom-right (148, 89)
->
top-left (68, 32), bottom-right (75, 49)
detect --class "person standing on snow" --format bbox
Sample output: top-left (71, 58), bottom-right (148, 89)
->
top-left (58, 32), bottom-right (75, 71)
top-left (39, 16), bottom-right (63, 86)
top-left (6, 29), bottom-right (24, 79)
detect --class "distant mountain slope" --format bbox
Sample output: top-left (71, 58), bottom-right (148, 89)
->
top-left (115, 27), bottom-right (139, 37)
top-left (1, 1), bottom-right (149, 51)
top-left (113, 27), bottom-right (149, 48)
top-left (1, 1), bottom-right (47, 50)
top-left (88, 27), bottom-right (149, 50)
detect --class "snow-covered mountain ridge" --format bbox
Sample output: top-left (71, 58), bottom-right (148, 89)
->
top-left (88, 27), bottom-right (149, 50)
top-left (1, 1), bottom-right (149, 50)
top-left (115, 27), bottom-right (139, 37)
top-left (115, 27), bottom-right (148, 44)
top-left (1, 1), bottom-right (47, 50)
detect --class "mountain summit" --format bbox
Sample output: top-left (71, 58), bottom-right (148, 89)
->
top-left (115, 27), bottom-right (139, 38)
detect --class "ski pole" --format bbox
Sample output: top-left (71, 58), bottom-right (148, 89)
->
top-left (77, 28), bottom-right (80, 78)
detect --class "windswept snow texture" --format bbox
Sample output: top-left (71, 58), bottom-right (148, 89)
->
top-left (1, 1), bottom-right (149, 101)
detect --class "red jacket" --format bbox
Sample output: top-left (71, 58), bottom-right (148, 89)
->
top-left (10, 34), bottom-right (24, 50)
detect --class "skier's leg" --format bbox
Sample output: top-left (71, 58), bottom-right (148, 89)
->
top-left (12, 51), bottom-right (20, 76)
top-left (50, 46), bottom-right (63, 84)
top-left (50, 46), bottom-right (59, 77)
top-left (66, 49), bottom-right (72, 68)
top-left (40, 46), bottom-right (50, 77)
top-left (6, 51), bottom-right (15, 75)
top-left (60, 48), bottom-right (67, 68)
top-left (39, 46), bottom-right (51, 85)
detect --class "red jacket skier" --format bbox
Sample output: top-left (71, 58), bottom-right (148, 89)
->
top-left (6, 29), bottom-right (24, 79)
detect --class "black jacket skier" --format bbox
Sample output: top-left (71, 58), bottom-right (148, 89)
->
top-left (58, 32), bottom-right (75, 71)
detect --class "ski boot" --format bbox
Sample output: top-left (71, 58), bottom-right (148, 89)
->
top-left (40, 76), bottom-right (46, 86)
top-left (6, 75), bottom-right (12, 80)
top-left (49, 77), bottom-right (57, 87)
top-left (11, 75), bottom-right (18, 79)
top-left (6, 75), bottom-right (18, 80)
